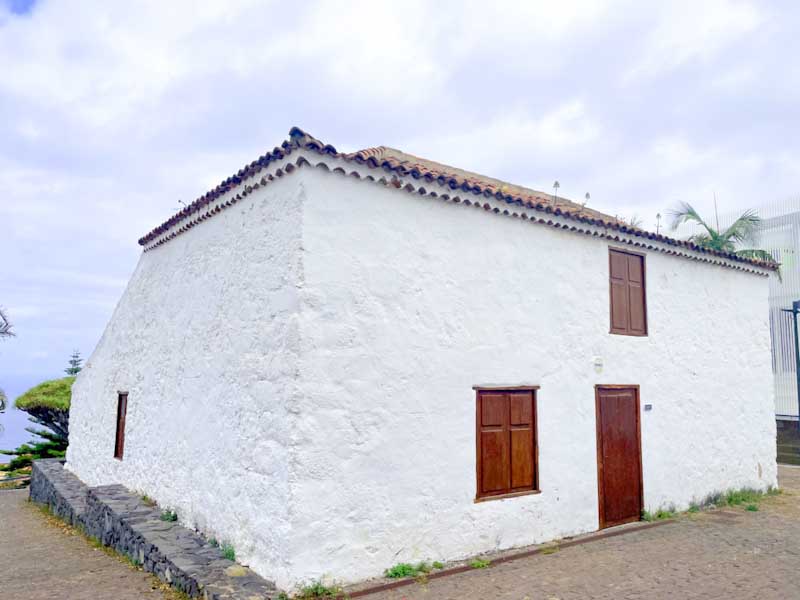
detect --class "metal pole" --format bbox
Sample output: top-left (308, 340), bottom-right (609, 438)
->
top-left (793, 301), bottom-right (800, 431)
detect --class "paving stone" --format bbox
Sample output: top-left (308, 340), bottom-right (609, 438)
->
top-left (366, 467), bottom-right (800, 600)
top-left (0, 488), bottom-right (170, 600)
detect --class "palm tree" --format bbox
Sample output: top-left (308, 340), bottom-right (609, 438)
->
top-left (669, 202), bottom-right (777, 264)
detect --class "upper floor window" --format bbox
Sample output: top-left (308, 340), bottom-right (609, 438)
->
top-left (609, 248), bottom-right (647, 336)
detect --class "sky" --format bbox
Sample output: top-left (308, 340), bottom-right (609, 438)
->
top-left (0, 0), bottom-right (799, 436)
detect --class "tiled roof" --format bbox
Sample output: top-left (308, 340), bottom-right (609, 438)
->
top-left (347, 145), bottom-right (619, 224)
top-left (137, 127), bottom-right (778, 273)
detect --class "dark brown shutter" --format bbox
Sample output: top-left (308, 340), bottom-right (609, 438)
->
top-left (509, 392), bottom-right (535, 489)
top-left (114, 393), bottom-right (128, 459)
top-left (609, 249), bottom-right (647, 336)
top-left (479, 393), bottom-right (509, 494)
top-left (476, 389), bottom-right (538, 500)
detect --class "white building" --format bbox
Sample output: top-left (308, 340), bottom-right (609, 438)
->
top-left (66, 127), bottom-right (778, 590)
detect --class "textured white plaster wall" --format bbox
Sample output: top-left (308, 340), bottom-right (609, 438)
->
top-left (289, 167), bottom-right (776, 586)
top-left (66, 174), bottom-right (305, 586)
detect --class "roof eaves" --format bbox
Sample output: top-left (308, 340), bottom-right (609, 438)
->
top-left (137, 127), bottom-right (779, 274)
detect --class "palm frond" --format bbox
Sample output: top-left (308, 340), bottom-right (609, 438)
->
top-left (668, 202), bottom-right (715, 236)
top-left (736, 248), bottom-right (781, 281)
top-left (722, 209), bottom-right (761, 244)
top-left (687, 232), bottom-right (712, 246)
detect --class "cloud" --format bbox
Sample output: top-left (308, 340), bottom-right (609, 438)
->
top-left (398, 99), bottom-right (601, 191)
top-left (625, 0), bottom-right (764, 81)
top-left (0, 0), bottom-right (798, 390)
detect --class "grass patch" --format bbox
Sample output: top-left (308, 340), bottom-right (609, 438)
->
top-left (432, 561), bottom-right (444, 570)
top-left (221, 543), bottom-right (235, 561)
top-left (140, 494), bottom-right (156, 507)
top-left (724, 488), bottom-right (763, 507)
top-left (469, 558), bottom-right (491, 569)
top-left (159, 510), bottom-right (178, 522)
top-left (540, 545), bottom-right (559, 555)
top-left (746, 504), bottom-right (759, 512)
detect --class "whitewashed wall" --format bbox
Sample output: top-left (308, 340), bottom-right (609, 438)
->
top-left (66, 174), bottom-right (305, 586)
top-left (68, 163), bottom-right (776, 591)
top-left (288, 167), bottom-right (776, 586)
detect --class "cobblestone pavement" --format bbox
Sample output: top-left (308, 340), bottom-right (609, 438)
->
top-left (369, 466), bottom-right (800, 600)
top-left (0, 489), bottom-right (174, 600)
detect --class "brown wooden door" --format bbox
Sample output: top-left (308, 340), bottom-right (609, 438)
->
top-left (595, 385), bottom-right (643, 528)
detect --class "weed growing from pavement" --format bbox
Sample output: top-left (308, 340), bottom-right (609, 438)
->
top-left (159, 509), bottom-right (178, 522)
top-left (469, 558), bottom-right (491, 569)
top-left (221, 542), bottom-right (236, 561)
top-left (384, 562), bottom-right (431, 579)
top-left (287, 579), bottom-right (347, 599)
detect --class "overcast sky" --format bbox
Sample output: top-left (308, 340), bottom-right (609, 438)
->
top-left (1, 0), bottom-right (799, 410)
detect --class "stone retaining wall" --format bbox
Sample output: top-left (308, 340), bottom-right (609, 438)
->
top-left (30, 459), bottom-right (279, 600)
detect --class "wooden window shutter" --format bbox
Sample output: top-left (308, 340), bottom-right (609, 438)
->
top-left (114, 392), bottom-right (128, 460)
top-left (609, 249), bottom-right (647, 336)
top-left (476, 389), bottom-right (538, 501)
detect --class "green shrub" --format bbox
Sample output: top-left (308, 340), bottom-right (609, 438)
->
top-left (159, 510), bottom-right (178, 522)
top-left (432, 561), bottom-right (444, 569)
top-left (746, 504), bottom-right (759, 512)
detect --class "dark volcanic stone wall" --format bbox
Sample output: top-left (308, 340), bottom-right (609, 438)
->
top-left (30, 459), bottom-right (279, 599)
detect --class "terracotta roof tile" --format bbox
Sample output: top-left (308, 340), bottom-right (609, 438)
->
top-left (137, 126), bottom-right (778, 273)
top-left (346, 145), bottom-right (617, 224)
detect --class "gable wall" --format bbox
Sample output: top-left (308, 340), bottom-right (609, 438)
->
top-left (66, 174), bottom-right (306, 585)
top-left (289, 166), bottom-right (776, 586)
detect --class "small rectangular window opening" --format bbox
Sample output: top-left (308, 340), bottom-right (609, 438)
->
top-left (114, 392), bottom-right (128, 460)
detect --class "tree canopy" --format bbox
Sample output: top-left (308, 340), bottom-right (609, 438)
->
top-left (15, 377), bottom-right (74, 412)
top-left (64, 350), bottom-right (83, 376)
